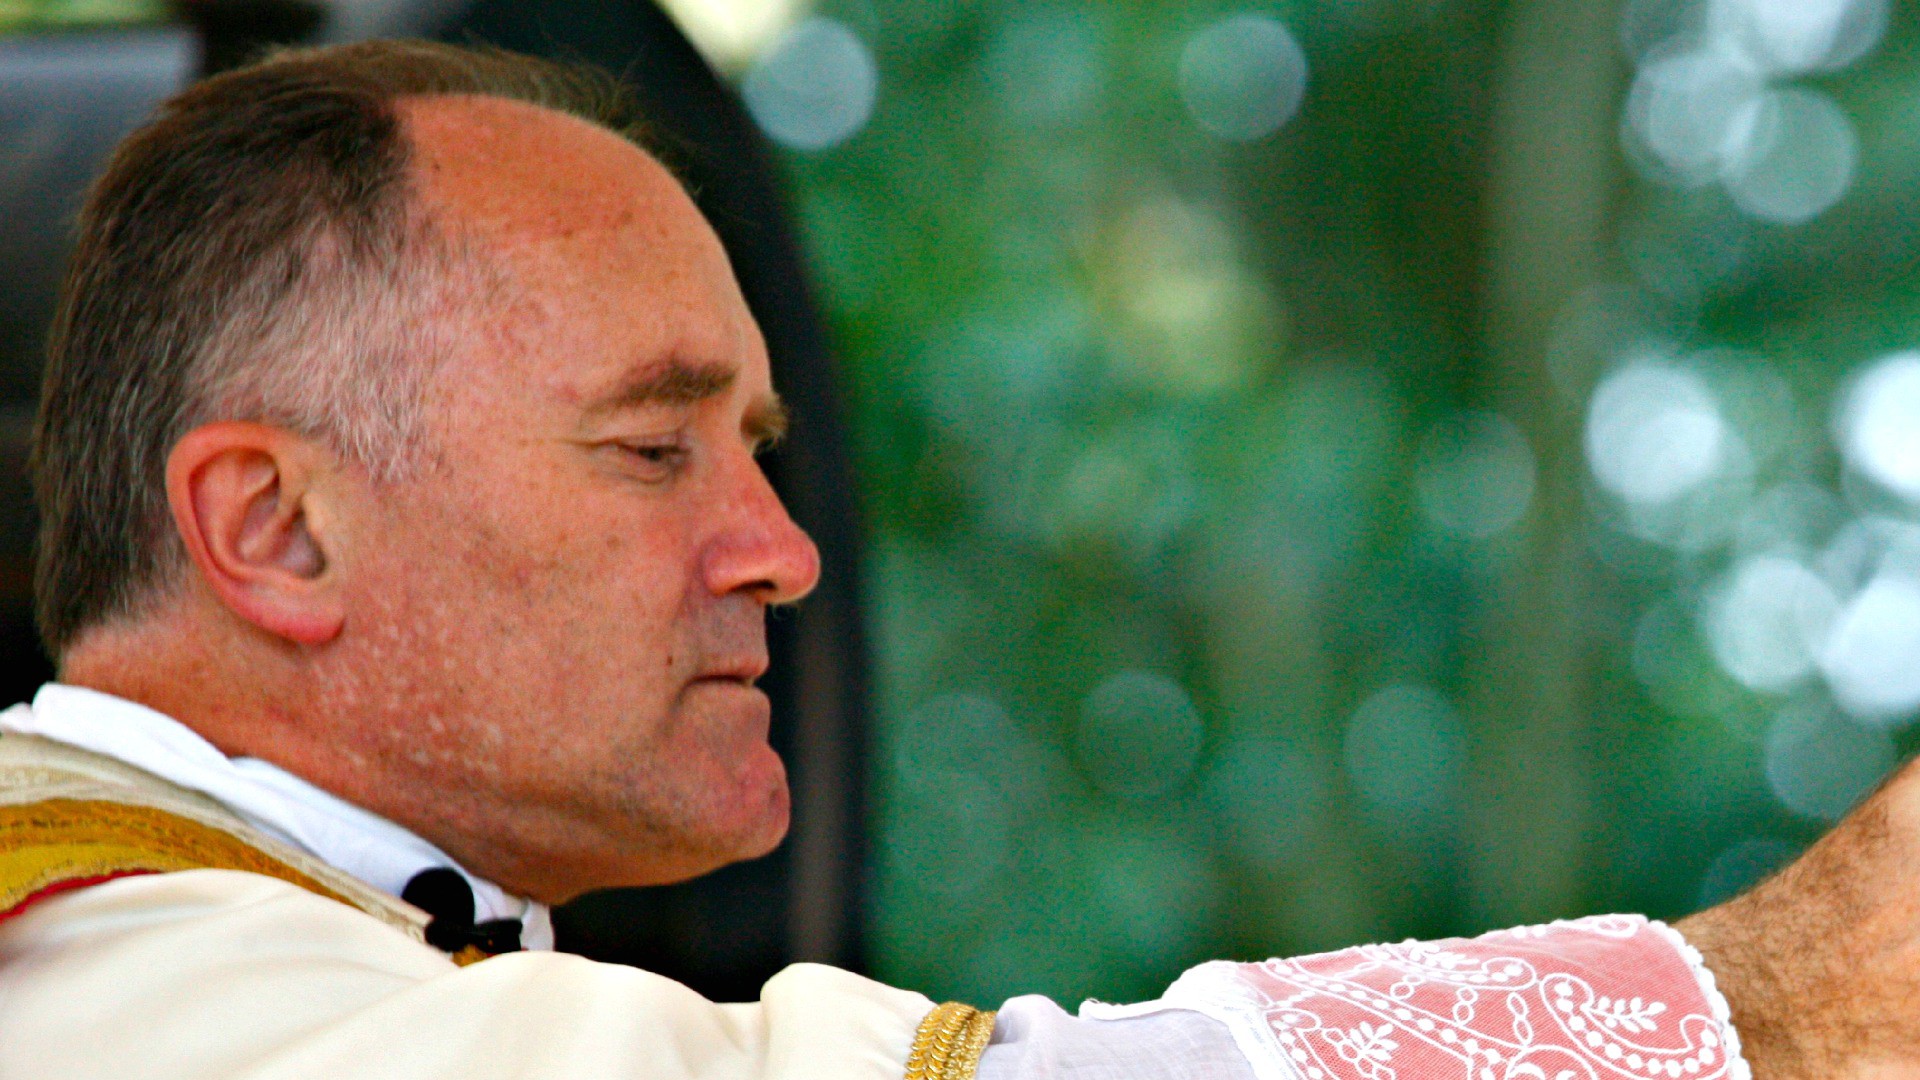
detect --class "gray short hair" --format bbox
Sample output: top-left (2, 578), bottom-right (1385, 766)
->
top-left (32, 40), bottom-right (651, 657)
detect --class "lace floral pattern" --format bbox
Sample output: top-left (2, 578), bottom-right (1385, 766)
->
top-left (1084, 916), bottom-right (1749, 1080)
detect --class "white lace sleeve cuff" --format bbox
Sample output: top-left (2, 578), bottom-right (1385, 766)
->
top-left (1079, 914), bottom-right (1751, 1080)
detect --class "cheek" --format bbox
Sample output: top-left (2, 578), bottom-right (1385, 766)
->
top-left (348, 470), bottom-right (711, 738)
top-left (468, 509), bottom-right (707, 728)
top-left (543, 520), bottom-right (704, 676)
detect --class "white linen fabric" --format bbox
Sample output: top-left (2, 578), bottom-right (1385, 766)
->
top-left (0, 869), bottom-right (933, 1080)
top-left (0, 683), bottom-right (554, 949)
top-left (0, 684), bottom-right (1751, 1080)
top-left (0, 684), bottom-right (1264, 1077)
top-left (980, 997), bottom-right (1255, 1080)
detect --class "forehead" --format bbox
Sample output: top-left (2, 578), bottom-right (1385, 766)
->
top-left (400, 95), bottom-right (687, 249)
top-left (397, 94), bottom-right (762, 401)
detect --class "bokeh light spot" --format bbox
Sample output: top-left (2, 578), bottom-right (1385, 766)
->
top-left (742, 17), bottom-right (878, 151)
top-left (654, 0), bottom-right (806, 73)
top-left (1712, 0), bottom-right (1890, 75)
top-left (1763, 701), bottom-right (1894, 821)
top-left (1074, 671), bottom-right (1205, 800)
top-left (1720, 86), bottom-right (1856, 224)
top-left (1817, 573), bottom-right (1920, 722)
top-left (1103, 198), bottom-right (1273, 398)
top-left (1703, 555), bottom-right (1837, 693)
top-left (1343, 684), bottom-right (1466, 823)
top-left (1586, 364), bottom-right (1728, 504)
top-left (1838, 352), bottom-right (1920, 502)
top-left (982, 8), bottom-right (1103, 126)
top-left (1413, 411), bottom-right (1537, 540)
top-left (1626, 44), bottom-right (1763, 187)
top-left (1177, 13), bottom-right (1308, 142)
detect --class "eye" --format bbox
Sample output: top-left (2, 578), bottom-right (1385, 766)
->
top-left (613, 438), bottom-right (690, 480)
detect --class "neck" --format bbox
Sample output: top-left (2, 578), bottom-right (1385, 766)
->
top-left (58, 614), bottom-right (599, 905)
top-left (61, 612), bottom-right (271, 752)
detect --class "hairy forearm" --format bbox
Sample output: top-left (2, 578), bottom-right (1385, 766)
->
top-left (1676, 902), bottom-right (1818, 1079)
top-left (1676, 794), bottom-right (1919, 1080)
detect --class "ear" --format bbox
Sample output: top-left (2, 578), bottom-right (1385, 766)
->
top-left (165, 421), bottom-right (346, 646)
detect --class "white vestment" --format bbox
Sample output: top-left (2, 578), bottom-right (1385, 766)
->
top-left (0, 686), bottom-right (1746, 1080)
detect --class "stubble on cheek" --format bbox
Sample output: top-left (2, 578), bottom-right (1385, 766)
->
top-left (316, 578), bottom-right (512, 791)
top-left (622, 676), bottom-right (791, 858)
top-left (313, 481), bottom-right (541, 802)
top-left (340, 450), bottom-right (789, 873)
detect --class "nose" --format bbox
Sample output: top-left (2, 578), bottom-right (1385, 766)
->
top-left (703, 458), bottom-right (822, 606)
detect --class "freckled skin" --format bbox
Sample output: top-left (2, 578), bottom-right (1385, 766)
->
top-left (323, 97), bottom-right (821, 897)
top-left (63, 95), bottom-right (822, 904)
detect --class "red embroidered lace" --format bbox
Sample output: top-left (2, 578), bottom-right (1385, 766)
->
top-left (1085, 915), bottom-right (1747, 1080)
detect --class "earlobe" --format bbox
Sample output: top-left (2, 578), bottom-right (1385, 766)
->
top-left (166, 422), bottom-right (346, 646)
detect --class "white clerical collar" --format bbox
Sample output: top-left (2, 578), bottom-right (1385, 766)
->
top-left (0, 682), bottom-right (553, 950)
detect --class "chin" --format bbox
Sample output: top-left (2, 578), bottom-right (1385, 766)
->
top-left (736, 770), bottom-right (791, 859)
top-left (716, 747), bottom-right (791, 860)
top-left (634, 753), bottom-right (790, 887)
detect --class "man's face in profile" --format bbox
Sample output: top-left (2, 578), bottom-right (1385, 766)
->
top-left (324, 95), bottom-right (821, 898)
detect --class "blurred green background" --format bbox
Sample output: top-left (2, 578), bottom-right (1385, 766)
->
top-left (744, 0), bottom-right (1920, 1008)
top-left (10, 0), bottom-right (1920, 1012)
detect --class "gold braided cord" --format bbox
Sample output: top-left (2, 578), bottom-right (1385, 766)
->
top-left (955, 1007), bottom-right (995, 1075)
top-left (0, 797), bottom-right (358, 915)
top-left (449, 944), bottom-right (493, 968)
top-left (903, 1001), bottom-right (997, 1080)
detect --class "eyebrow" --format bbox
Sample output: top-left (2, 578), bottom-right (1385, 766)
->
top-left (590, 357), bottom-right (790, 445)
top-left (591, 359), bottom-right (738, 412)
top-left (747, 396), bottom-right (790, 447)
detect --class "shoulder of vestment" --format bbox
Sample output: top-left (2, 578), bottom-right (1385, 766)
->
top-left (0, 733), bottom-right (994, 1080)
top-left (0, 732), bottom-right (425, 938)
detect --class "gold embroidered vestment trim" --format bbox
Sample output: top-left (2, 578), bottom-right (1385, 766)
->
top-left (0, 796), bottom-right (358, 917)
top-left (903, 1001), bottom-right (996, 1080)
